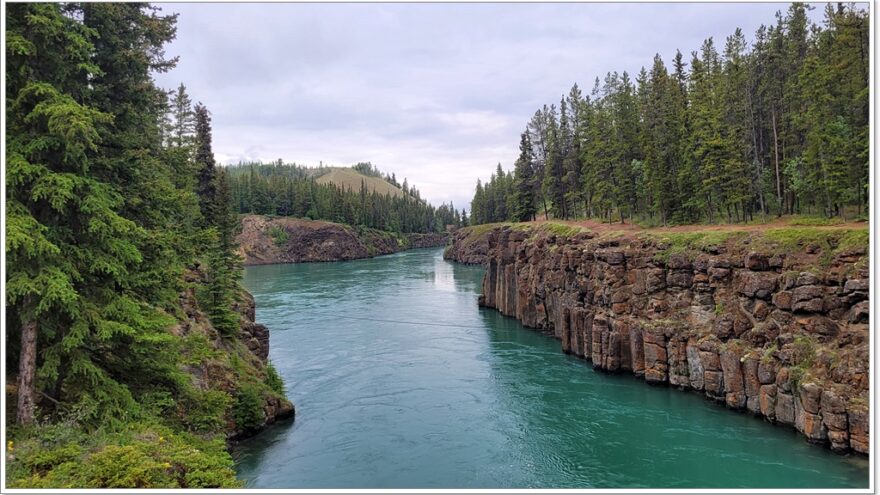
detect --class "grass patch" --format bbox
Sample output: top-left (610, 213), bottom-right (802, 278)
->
top-left (788, 215), bottom-right (845, 226)
top-left (836, 229), bottom-right (869, 253)
top-left (645, 231), bottom-right (745, 263)
top-left (753, 227), bottom-right (867, 266)
top-left (266, 225), bottom-right (289, 246)
top-left (788, 334), bottom-right (817, 391)
top-left (761, 344), bottom-right (778, 364)
top-left (537, 222), bottom-right (589, 238)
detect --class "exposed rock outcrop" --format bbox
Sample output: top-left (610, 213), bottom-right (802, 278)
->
top-left (458, 224), bottom-right (869, 454)
top-left (443, 225), bottom-right (493, 265)
top-left (178, 269), bottom-right (294, 440)
top-left (237, 215), bottom-right (448, 265)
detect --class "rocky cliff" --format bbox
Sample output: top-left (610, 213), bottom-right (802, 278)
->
top-left (443, 224), bottom-right (493, 265)
top-left (178, 268), bottom-right (294, 440)
top-left (456, 224), bottom-right (869, 454)
top-left (237, 215), bottom-right (448, 265)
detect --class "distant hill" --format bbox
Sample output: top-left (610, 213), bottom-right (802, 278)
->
top-left (316, 167), bottom-right (405, 198)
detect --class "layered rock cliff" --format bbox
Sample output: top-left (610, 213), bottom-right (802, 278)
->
top-left (238, 214), bottom-right (448, 265)
top-left (457, 224), bottom-right (869, 454)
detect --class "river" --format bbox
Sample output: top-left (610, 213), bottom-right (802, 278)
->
top-left (233, 248), bottom-right (868, 489)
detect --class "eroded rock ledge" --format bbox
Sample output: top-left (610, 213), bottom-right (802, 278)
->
top-left (238, 214), bottom-right (448, 265)
top-left (457, 224), bottom-right (869, 454)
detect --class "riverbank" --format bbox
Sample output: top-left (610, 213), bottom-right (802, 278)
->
top-left (447, 222), bottom-right (869, 454)
top-left (6, 271), bottom-right (293, 488)
top-left (237, 214), bottom-right (448, 265)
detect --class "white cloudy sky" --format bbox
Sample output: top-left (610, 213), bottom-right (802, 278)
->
top-left (154, 2), bottom-right (828, 210)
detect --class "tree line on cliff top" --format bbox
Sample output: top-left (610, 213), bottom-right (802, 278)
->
top-left (470, 3), bottom-right (869, 226)
top-left (6, 3), bottom-right (257, 487)
top-left (225, 161), bottom-right (468, 233)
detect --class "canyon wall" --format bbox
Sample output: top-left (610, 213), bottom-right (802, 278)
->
top-left (443, 225), bottom-right (491, 265)
top-left (238, 215), bottom-right (448, 265)
top-left (458, 224), bottom-right (869, 454)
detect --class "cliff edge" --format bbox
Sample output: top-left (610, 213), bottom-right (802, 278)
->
top-left (451, 223), bottom-right (869, 454)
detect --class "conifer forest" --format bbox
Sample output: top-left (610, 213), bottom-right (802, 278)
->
top-left (469, 4), bottom-right (869, 226)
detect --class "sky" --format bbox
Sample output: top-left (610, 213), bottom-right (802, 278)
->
top-left (154, 2), bottom-right (830, 211)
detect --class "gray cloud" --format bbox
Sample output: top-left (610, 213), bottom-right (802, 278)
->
top-left (155, 2), bottom-right (826, 210)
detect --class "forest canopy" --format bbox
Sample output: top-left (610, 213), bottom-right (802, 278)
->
top-left (470, 3), bottom-right (869, 226)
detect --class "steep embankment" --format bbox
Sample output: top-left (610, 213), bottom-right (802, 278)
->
top-left (179, 269), bottom-right (294, 440)
top-left (450, 223), bottom-right (869, 454)
top-left (7, 271), bottom-right (293, 488)
top-left (237, 214), bottom-right (448, 265)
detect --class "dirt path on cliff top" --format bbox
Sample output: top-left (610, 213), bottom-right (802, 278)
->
top-left (531, 216), bottom-right (867, 234)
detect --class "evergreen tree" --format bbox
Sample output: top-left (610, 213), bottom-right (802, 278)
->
top-left (512, 132), bottom-right (538, 221)
top-left (194, 103), bottom-right (218, 225)
top-left (7, 2), bottom-right (191, 427)
top-left (205, 168), bottom-right (241, 335)
top-left (169, 83), bottom-right (196, 149)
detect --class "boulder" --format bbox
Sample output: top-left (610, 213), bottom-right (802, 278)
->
top-left (736, 271), bottom-right (778, 299)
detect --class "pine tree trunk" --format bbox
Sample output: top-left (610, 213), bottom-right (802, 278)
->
top-left (771, 109), bottom-right (782, 215)
top-left (17, 315), bottom-right (38, 426)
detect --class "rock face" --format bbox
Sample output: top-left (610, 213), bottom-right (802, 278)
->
top-left (443, 225), bottom-right (492, 265)
top-left (458, 225), bottom-right (869, 454)
top-left (237, 215), bottom-right (448, 265)
top-left (178, 269), bottom-right (295, 440)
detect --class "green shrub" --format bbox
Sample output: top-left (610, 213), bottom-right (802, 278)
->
top-left (792, 334), bottom-right (817, 369)
top-left (9, 424), bottom-right (241, 488)
top-left (265, 362), bottom-right (285, 396)
top-left (180, 389), bottom-right (232, 433)
top-left (231, 384), bottom-right (265, 433)
top-left (761, 344), bottom-right (778, 364)
top-left (267, 225), bottom-right (289, 246)
top-left (180, 332), bottom-right (221, 366)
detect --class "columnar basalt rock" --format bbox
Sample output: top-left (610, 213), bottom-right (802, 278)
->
top-left (456, 224), bottom-right (869, 454)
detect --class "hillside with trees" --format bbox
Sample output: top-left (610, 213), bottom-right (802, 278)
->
top-left (316, 166), bottom-right (406, 198)
top-left (469, 3), bottom-right (868, 226)
top-left (227, 162), bottom-right (467, 233)
top-left (6, 3), bottom-right (289, 487)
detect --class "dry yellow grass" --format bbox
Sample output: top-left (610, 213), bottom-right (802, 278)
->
top-left (315, 168), bottom-right (405, 198)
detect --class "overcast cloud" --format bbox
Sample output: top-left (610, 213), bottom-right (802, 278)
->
top-left (154, 2), bottom-right (826, 210)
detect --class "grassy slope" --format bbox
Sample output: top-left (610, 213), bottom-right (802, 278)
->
top-left (315, 168), bottom-right (404, 198)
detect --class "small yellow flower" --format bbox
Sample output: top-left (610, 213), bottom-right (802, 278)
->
top-left (163, 462), bottom-right (172, 469)
top-left (158, 436), bottom-right (164, 443)
top-left (7, 441), bottom-right (13, 452)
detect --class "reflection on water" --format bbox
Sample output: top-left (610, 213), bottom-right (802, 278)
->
top-left (234, 248), bottom-right (868, 489)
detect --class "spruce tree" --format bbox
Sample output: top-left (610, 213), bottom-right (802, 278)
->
top-left (512, 132), bottom-right (538, 221)
top-left (194, 103), bottom-right (218, 225)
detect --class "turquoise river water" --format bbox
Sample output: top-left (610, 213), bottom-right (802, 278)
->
top-left (234, 248), bottom-right (869, 489)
